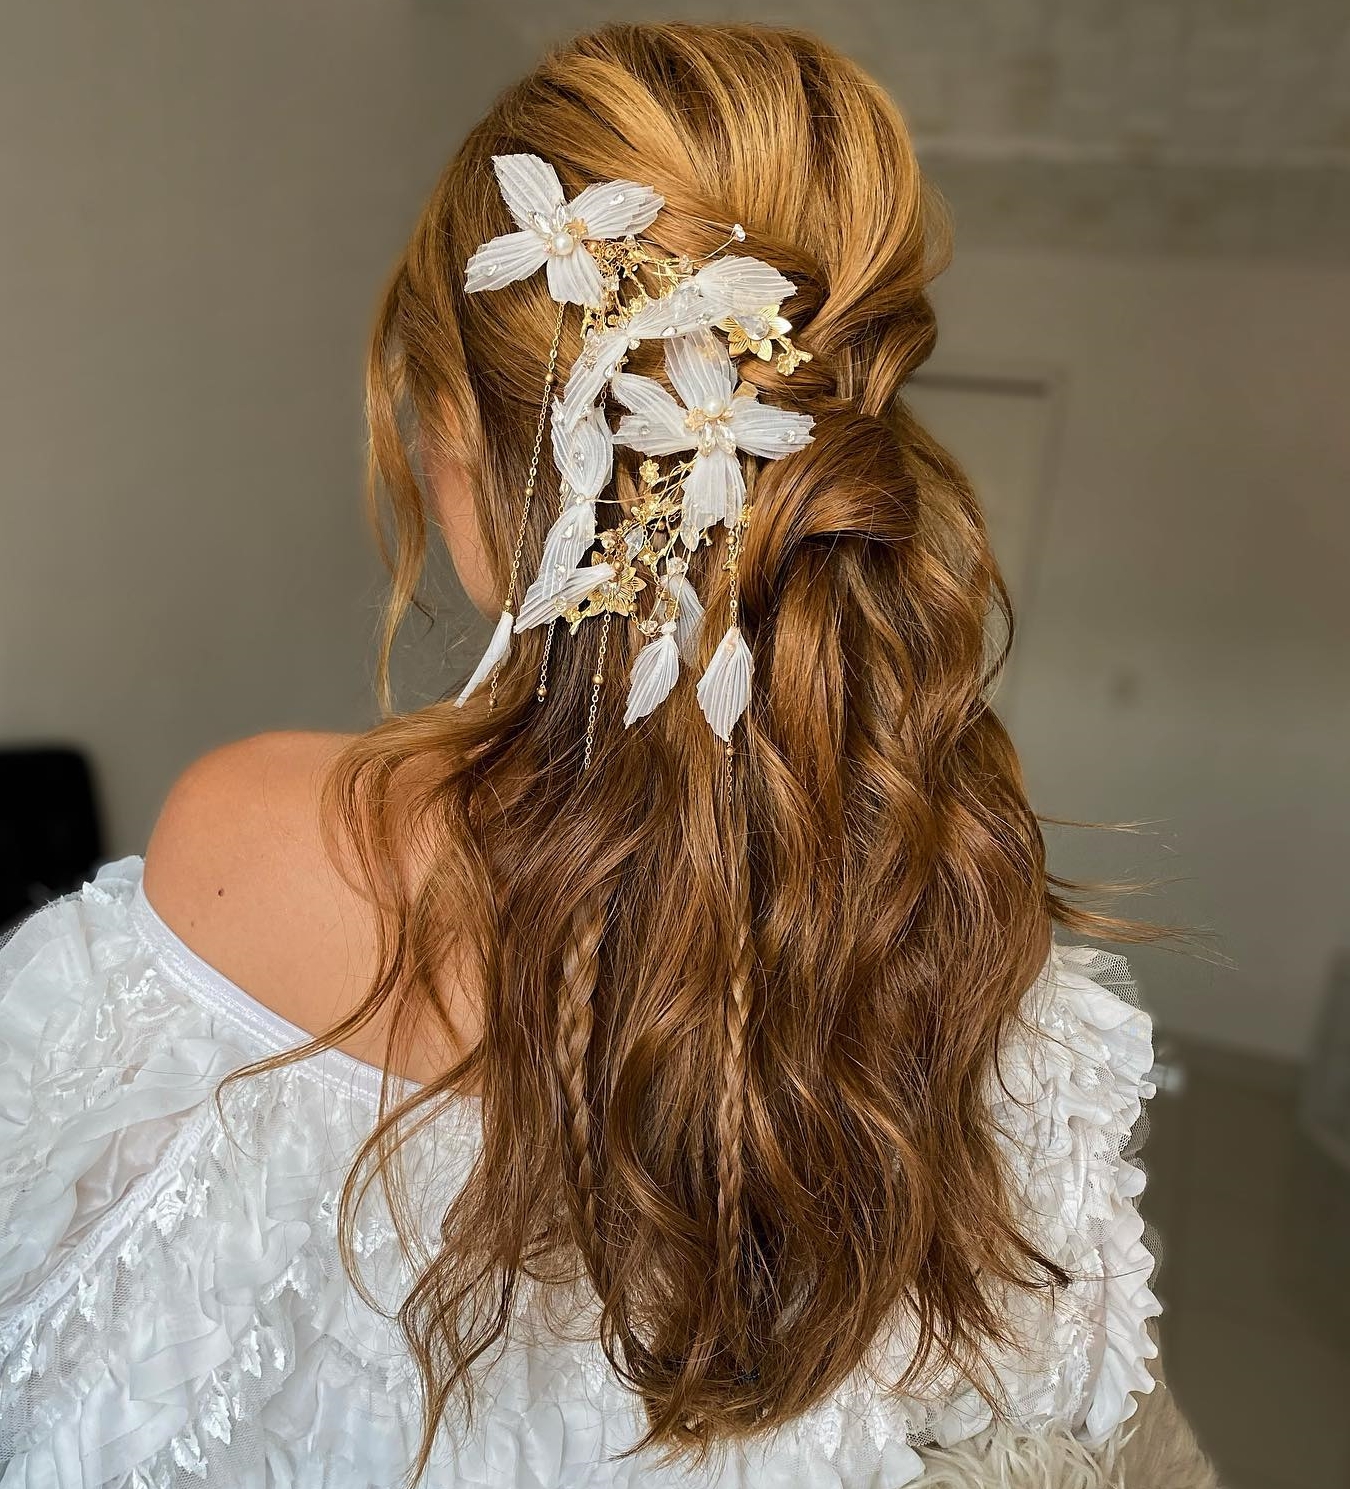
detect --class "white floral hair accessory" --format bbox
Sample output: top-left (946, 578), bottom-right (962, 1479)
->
top-left (612, 331), bottom-right (813, 541)
top-left (465, 154), bottom-right (663, 307)
top-left (457, 152), bottom-right (814, 765)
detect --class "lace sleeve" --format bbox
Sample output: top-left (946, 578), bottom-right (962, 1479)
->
top-left (0, 857), bottom-right (242, 1350)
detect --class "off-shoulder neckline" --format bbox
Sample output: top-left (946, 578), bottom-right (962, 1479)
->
top-left (125, 855), bottom-right (400, 1108)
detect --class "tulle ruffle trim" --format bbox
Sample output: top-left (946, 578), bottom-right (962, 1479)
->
top-left (993, 944), bottom-right (1162, 1446)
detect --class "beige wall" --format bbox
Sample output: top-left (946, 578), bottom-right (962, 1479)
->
top-left (927, 251), bottom-right (1350, 1060)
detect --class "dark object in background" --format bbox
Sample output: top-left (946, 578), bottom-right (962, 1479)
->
top-left (0, 746), bottom-right (104, 927)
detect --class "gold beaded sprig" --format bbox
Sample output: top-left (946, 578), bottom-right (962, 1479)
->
top-left (535, 476), bottom-right (580, 702)
top-left (489, 300), bottom-right (568, 712)
top-left (536, 623), bottom-right (557, 702)
top-left (582, 612), bottom-right (614, 771)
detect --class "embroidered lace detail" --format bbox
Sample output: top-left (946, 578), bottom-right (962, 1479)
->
top-left (0, 858), bottom-right (1159, 1486)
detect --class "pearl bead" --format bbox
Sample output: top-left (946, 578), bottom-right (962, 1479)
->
top-left (550, 232), bottom-right (575, 255)
top-left (703, 397), bottom-right (726, 418)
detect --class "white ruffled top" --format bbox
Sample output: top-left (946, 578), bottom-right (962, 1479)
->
top-left (0, 857), bottom-right (1161, 1488)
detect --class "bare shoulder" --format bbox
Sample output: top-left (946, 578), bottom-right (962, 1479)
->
top-left (143, 730), bottom-right (385, 1062)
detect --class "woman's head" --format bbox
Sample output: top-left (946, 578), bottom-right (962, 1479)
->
top-left (389, 22), bottom-right (943, 635)
top-left (328, 20), bottom-right (1081, 1471)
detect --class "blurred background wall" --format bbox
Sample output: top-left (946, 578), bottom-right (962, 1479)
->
top-left (0, 1), bottom-right (522, 869)
top-left (4, 3), bottom-right (1350, 1481)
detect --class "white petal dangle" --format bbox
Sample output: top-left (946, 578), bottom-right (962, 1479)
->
top-left (567, 180), bottom-right (663, 239)
top-left (551, 399), bottom-right (613, 498)
top-left (464, 230), bottom-right (551, 294)
top-left (662, 572), bottom-right (705, 664)
top-left (533, 496), bottom-right (598, 604)
top-left (492, 154), bottom-right (566, 232)
top-left (546, 243), bottom-right (606, 307)
top-left (681, 447), bottom-right (746, 541)
top-left (514, 562), bottom-right (616, 632)
top-left (691, 255), bottom-right (796, 319)
top-left (664, 331), bottom-right (735, 415)
top-left (623, 626), bottom-right (681, 727)
top-left (611, 374), bottom-right (696, 456)
top-left (455, 609), bottom-right (514, 707)
top-left (696, 624), bottom-right (754, 740)
top-left (726, 397), bottom-right (815, 459)
top-left (560, 328), bottom-right (631, 427)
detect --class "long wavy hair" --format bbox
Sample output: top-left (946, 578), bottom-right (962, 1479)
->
top-left (303, 20), bottom-right (1130, 1475)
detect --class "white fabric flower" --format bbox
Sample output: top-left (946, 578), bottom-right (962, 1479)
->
top-left (622, 256), bottom-right (797, 342)
top-left (555, 256), bottom-right (799, 432)
top-left (464, 154), bottom-right (663, 308)
top-left (611, 331), bottom-right (814, 541)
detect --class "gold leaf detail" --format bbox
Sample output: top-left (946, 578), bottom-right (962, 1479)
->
top-left (776, 344), bottom-right (813, 375)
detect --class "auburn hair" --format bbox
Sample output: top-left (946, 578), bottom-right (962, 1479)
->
top-left (301, 19), bottom-right (1129, 1475)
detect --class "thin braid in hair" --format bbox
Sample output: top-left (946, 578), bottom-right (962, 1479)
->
top-left (556, 889), bottom-right (607, 1284)
top-left (714, 797), bottom-right (755, 1353)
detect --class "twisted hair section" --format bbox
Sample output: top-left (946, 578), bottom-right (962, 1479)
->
top-left (270, 20), bottom-right (1161, 1472)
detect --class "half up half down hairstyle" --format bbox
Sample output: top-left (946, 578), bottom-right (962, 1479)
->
top-left (301, 20), bottom-right (1129, 1475)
